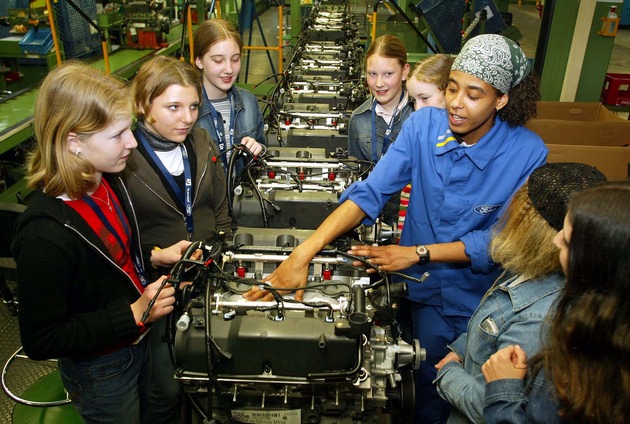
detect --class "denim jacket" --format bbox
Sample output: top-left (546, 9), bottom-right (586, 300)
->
top-left (484, 370), bottom-right (567, 424)
top-left (196, 86), bottom-right (266, 174)
top-left (346, 96), bottom-right (414, 224)
top-left (347, 96), bottom-right (414, 163)
top-left (435, 271), bottom-right (565, 424)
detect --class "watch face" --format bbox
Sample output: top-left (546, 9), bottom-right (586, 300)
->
top-left (416, 244), bottom-right (429, 264)
top-left (416, 245), bottom-right (427, 256)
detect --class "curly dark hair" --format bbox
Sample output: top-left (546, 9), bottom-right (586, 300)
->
top-left (496, 71), bottom-right (540, 127)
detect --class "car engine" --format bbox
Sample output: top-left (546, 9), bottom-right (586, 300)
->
top-left (167, 228), bottom-right (425, 423)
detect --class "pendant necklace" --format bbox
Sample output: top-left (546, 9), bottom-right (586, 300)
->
top-left (91, 185), bottom-right (112, 212)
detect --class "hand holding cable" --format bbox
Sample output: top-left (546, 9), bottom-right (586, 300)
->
top-left (138, 240), bottom-right (207, 324)
top-left (348, 244), bottom-right (419, 273)
top-left (150, 240), bottom-right (195, 268)
top-left (131, 277), bottom-right (176, 325)
top-left (239, 136), bottom-right (264, 157)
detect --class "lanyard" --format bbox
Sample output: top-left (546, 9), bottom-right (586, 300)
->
top-left (82, 184), bottom-right (148, 287)
top-left (207, 92), bottom-right (235, 169)
top-left (371, 90), bottom-right (406, 163)
top-left (135, 130), bottom-right (194, 239)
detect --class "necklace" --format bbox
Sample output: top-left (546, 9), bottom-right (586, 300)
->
top-left (91, 186), bottom-right (112, 212)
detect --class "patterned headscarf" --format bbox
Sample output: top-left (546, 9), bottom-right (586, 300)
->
top-left (452, 34), bottom-right (531, 94)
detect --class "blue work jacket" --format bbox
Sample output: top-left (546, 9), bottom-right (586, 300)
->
top-left (340, 107), bottom-right (548, 315)
top-left (435, 271), bottom-right (565, 423)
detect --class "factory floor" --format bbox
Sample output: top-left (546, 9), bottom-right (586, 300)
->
top-left (2, 3), bottom-right (630, 423)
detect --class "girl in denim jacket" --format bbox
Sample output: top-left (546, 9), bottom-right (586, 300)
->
top-left (482, 182), bottom-right (630, 424)
top-left (348, 34), bottom-right (413, 165)
top-left (194, 18), bottom-right (266, 174)
top-left (348, 34), bottom-right (414, 225)
top-left (434, 163), bottom-right (606, 424)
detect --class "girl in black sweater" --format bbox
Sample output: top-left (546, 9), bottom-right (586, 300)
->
top-left (14, 61), bottom-right (190, 424)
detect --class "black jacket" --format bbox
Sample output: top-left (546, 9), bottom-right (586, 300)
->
top-left (13, 176), bottom-right (144, 360)
top-left (123, 127), bottom-right (231, 278)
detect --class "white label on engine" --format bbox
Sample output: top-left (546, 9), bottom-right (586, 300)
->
top-left (231, 409), bottom-right (301, 424)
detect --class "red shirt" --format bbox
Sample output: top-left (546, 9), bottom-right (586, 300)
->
top-left (65, 180), bottom-right (144, 294)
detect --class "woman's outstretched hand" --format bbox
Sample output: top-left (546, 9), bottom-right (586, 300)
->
top-left (243, 247), bottom-right (311, 302)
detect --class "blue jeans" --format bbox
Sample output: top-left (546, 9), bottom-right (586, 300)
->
top-left (148, 318), bottom-right (182, 424)
top-left (58, 337), bottom-right (150, 424)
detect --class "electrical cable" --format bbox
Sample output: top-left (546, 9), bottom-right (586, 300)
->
top-left (140, 241), bottom-right (205, 324)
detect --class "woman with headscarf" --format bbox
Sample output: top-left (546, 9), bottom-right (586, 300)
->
top-left (245, 34), bottom-right (547, 423)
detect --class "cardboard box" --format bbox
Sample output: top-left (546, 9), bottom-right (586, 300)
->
top-left (525, 102), bottom-right (630, 181)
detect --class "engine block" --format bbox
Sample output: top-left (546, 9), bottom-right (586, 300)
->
top-left (169, 230), bottom-right (424, 423)
top-left (230, 148), bottom-right (368, 229)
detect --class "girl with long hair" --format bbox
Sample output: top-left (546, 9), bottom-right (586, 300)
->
top-left (482, 182), bottom-right (630, 424)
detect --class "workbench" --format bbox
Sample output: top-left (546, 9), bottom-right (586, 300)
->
top-left (0, 22), bottom-right (195, 203)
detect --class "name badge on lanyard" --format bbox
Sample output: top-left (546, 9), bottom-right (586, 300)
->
top-left (83, 191), bottom-right (148, 287)
top-left (371, 90), bottom-right (406, 163)
top-left (208, 93), bottom-right (235, 169)
top-left (135, 130), bottom-right (194, 239)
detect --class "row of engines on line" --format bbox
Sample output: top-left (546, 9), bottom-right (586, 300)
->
top-left (168, 3), bottom-right (424, 423)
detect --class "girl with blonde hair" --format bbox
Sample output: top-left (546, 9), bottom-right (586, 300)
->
top-left (435, 162), bottom-right (606, 424)
top-left (15, 60), bottom-right (189, 424)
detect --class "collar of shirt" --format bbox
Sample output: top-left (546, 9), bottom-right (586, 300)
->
top-left (374, 91), bottom-right (409, 124)
top-left (434, 113), bottom-right (510, 171)
top-left (502, 274), bottom-right (528, 287)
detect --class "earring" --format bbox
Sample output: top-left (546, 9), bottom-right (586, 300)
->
top-left (75, 150), bottom-right (80, 156)
top-left (450, 102), bottom-right (454, 107)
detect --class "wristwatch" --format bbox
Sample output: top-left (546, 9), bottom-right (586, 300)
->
top-left (415, 244), bottom-right (430, 265)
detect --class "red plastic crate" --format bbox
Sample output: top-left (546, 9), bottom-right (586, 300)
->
top-left (601, 73), bottom-right (630, 106)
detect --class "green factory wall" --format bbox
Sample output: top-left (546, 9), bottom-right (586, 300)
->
top-left (576, 1), bottom-right (622, 101)
top-left (539, 1), bottom-right (580, 101)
